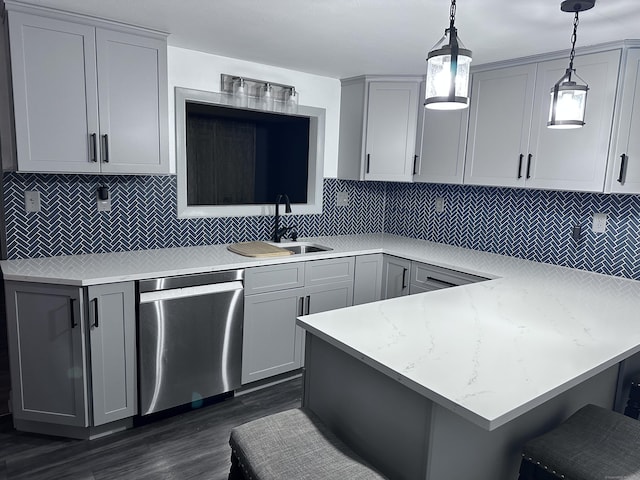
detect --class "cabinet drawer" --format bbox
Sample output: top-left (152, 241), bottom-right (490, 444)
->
top-left (411, 262), bottom-right (487, 290)
top-left (245, 263), bottom-right (305, 295)
top-left (305, 257), bottom-right (355, 287)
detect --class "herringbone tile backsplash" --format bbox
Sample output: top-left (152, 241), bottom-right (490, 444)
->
top-left (385, 183), bottom-right (640, 280)
top-left (2, 174), bottom-right (384, 259)
top-left (4, 173), bottom-right (640, 280)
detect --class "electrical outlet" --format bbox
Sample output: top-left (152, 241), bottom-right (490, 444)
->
top-left (336, 191), bottom-right (349, 207)
top-left (24, 191), bottom-right (41, 212)
top-left (435, 197), bottom-right (445, 213)
top-left (592, 213), bottom-right (607, 233)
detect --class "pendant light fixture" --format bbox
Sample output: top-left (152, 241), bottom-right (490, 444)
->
top-left (548, 0), bottom-right (595, 129)
top-left (425, 0), bottom-right (472, 110)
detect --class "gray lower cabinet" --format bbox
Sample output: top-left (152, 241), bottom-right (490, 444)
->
top-left (5, 281), bottom-right (136, 433)
top-left (382, 255), bottom-right (411, 299)
top-left (242, 287), bottom-right (306, 384)
top-left (242, 257), bottom-right (355, 385)
top-left (409, 262), bottom-right (488, 294)
top-left (353, 254), bottom-right (384, 305)
top-left (87, 283), bottom-right (136, 426)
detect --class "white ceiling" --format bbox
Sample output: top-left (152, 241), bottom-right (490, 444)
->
top-left (13, 0), bottom-right (640, 78)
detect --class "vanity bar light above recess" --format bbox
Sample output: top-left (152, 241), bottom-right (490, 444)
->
top-left (220, 74), bottom-right (298, 112)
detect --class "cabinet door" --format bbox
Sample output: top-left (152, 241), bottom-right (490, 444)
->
top-left (353, 254), bottom-right (383, 305)
top-left (527, 50), bottom-right (620, 192)
top-left (609, 49), bottom-right (640, 193)
top-left (414, 102), bottom-right (469, 184)
top-left (306, 281), bottom-right (354, 315)
top-left (464, 64), bottom-right (536, 187)
top-left (96, 29), bottom-right (168, 174)
top-left (8, 12), bottom-right (100, 173)
top-left (87, 282), bottom-right (136, 426)
top-left (364, 81), bottom-right (419, 182)
top-left (381, 255), bottom-right (411, 299)
top-left (5, 282), bottom-right (88, 426)
top-left (242, 287), bottom-right (305, 384)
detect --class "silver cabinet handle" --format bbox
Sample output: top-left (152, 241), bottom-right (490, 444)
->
top-left (298, 297), bottom-right (304, 316)
top-left (402, 268), bottom-right (408, 289)
top-left (305, 295), bottom-right (310, 315)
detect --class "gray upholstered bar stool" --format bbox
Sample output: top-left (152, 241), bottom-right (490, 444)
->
top-left (518, 403), bottom-right (640, 480)
top-left (228, 407), bottom-right (388, 480)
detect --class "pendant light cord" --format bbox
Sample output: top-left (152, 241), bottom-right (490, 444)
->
top-left (449, 0), bottom-right (457, 30)
top-left (568, 11), bottom-right (579, 71)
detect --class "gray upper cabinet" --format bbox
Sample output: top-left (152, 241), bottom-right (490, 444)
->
top-left (7, 5), bottom-right (168, 174)
top-left (526, 50), bottom-right (620, 192)
top-left (413, 82), bottom-right (469, 185)
top-left (5, 280), bottom-right (136, 432)
top-left (607, 48), bottom-right (640, 194)
top-left (337, 76), bottom-right (421, 182)
top-left (464, 63), bottom-right (536, 189)
top-left (94, 29), bottom-right (168, 174)
top-left (465, 50), bottom-right (620, 192)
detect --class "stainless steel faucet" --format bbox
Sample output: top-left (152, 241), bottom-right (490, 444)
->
top-left (273, 194), bottom-right (292, 243)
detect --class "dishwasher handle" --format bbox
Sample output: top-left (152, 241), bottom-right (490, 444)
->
top-left (139, 281), bottom-right (243, 304)
top-left (139, 269), bottom-right (244, 293)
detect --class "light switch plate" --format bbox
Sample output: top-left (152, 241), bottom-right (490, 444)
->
top-left (592, 213), bottom-right (607, 233)
top-left (336, 191), bottom-right (349, 207)
top-left (435, 197), bottom-right (445, 213)
top-left (24, 191), bottom-right (41, 212)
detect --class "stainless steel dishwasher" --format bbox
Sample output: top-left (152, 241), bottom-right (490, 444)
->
top-left (138, 269), bottom-right (244, 415)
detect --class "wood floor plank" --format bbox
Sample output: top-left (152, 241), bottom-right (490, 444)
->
top-left (1, 377), bottom-right (302, 480)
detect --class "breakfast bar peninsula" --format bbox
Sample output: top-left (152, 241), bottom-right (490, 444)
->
top-left (297, 257), bottom-right (640, 480)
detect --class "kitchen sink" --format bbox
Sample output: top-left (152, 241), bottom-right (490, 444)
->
top-left (275, 242), bottom-right (333, 254)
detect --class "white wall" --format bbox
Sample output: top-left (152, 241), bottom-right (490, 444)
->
top-left (167, 46), bottom-right (341, 178)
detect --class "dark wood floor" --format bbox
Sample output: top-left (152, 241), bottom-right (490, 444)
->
top-left (0, 376), bottom-right (302, 480)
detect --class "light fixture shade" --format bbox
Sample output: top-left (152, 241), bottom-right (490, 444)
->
top-left (548, 71), bottom-right (589, 129)
top-left (425, 30), bottom-right (472, 110)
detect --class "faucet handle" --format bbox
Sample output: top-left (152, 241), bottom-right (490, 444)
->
top-left (276, 225), bottom-right (297, 242)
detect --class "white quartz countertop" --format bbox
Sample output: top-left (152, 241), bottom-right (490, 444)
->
top-left (297, 239), bottom-right (640, 430)
top-left (3, 233), bottom-right (639, 432)
top-left (0, 234), bottom-right (389, 285)
top-left (0, 233), bottom-right (547, 285)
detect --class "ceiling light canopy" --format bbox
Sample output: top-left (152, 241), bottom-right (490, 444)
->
top-left (425, 0), bottom-right (472, 110)
top-left (548, 0), bottom-right (595, 129)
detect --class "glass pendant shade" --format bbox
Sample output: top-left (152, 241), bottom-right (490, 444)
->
top-left (548, 70), bottom-right (588, 129)
top-left (425, 30), bottom-right (472, 110)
